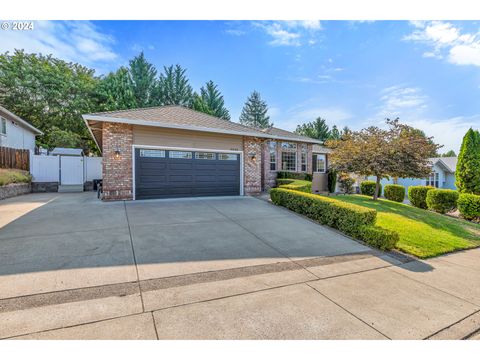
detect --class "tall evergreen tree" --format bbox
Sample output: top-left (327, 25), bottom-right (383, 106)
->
top-left (442, 149), bottom-right (457, 157)
top-left (192, 81), bottom-right (230, 120)
top-left (239, 91), bottom-right (272, 128)
top-left (330, 125), bottom-right (341, 140)
top-left (158, 64), bottom-right (193, 106)
top-left (128, 52), bottom-right (158, 107)
top-left (455, 128), bottom-right (480, 194)
top-left (97, 67), bottom-right (136, 111)
top-left (295, 117), bottom-right (331, 141)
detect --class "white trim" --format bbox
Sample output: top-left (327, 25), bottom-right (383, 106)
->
top-left (313, 153), bottom-right (327, 174)
top-left (132, 144), bottom-right (244, 200)
top-left (83, 114), bottom-right (322, 144)
top-left (0, 105), bottom-right (43, 135)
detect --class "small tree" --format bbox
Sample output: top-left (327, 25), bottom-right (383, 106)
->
top-left (239, 91), bottom-right (272, 128)
top-left (456, 128), bottom-right (480, 194)
top-left (326, 119), bottom-right (440, 200)
top-left (295, 117), bottom-right (331, 142)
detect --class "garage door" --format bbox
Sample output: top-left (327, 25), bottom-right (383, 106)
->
top-left (134, 148), bottom-right (241, 200)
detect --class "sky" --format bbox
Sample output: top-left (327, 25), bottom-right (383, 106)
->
top-left (1, 20), bottom-right (480, 152)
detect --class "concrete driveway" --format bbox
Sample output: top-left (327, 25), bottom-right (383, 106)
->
top-left (0, 192), bottom-right (479, 339)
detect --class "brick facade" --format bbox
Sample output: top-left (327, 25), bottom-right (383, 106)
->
top-left (243, 137), bottom-right (262, 195)
top-left (102, 122), bottom-right (133, 201)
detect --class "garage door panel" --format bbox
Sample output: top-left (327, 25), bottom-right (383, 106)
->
top-left (135, 148), bottom-right (240, 200)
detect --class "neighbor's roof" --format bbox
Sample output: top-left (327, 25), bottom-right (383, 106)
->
top-left (0, 105), bottom-right (43, 135)
top-left (430, 157), bottom-right (457, 173)
top-left (83, 106), bottom-right (322, 150)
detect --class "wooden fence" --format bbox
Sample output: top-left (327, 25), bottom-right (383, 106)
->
top-left (0, 146), bottom-right (30, 171)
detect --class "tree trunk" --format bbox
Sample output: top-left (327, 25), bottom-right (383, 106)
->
top-left (373, 176), bottom-right (380, 201)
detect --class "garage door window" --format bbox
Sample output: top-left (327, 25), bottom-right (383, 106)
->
top-left (195, 152), bottom-right (216, 160)
top-left (140, 149), bottom-right (165, 158)
top-left (218, 153), bottom-right (237, 160)
top-left (169, 151), bottom-right (192, 159)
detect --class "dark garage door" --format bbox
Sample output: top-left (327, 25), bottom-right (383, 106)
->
top-left (135, 148), bottom-right (241, 200)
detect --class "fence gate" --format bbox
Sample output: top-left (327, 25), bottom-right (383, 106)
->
top-left (60, 156), bottom-right (84, 185)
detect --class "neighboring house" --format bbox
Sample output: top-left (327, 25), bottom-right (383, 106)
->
top-left (367, 157), bottom-right (458, 193)
top-left (83, 105), bottom-right (329, 201)
top-left (0, 105), bottom-right (43, 153)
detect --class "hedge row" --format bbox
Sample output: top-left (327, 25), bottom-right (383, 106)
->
top-left (276, 172), bottom-right (312, 181)
top-left (360, 181), bottom-right (382, 197)
top-left (277, 179), bottom-right (312, 193)
top-left (270, 188), bottom-right (398, 250)
top-left (426, 189), bottom-right (459, 214)
top-left (457, 193), bottom-right (480, 220)
top-left (408, 186), bottom-right (434, 209)
top-left (384, 184), bottom-right (406, 202)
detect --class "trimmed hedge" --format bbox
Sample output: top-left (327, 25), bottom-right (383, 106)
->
top-left (278, 179), bottom-right (312, 193)
top-left (359, 225), bottom-right (399, 250)
top-left (384, 184), bottom-right (406, 202)
top-left (276, 171), bottom-right (312, 181)
top-left (270, 188), bottom-right (398, 250)
top-left (408, 185), bottom-right (434, 209)
top-left (426, 189), bottom-right (459, 214)
top-left (360, 181), bottom-right (382, 197)
top-left (270, 188), bottom-right (376, 237)
top-left (457, 193), bottom-right (480, 220)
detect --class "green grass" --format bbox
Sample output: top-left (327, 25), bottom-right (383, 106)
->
top-left (0, 168), bottom-right (32, 186)
top-left (333, 194), bottom-right (480, 258)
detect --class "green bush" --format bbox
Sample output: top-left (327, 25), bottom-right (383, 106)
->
top-left (278, 179), bottom-right (312, 193)
top-left (426, 189), bottom-right (459, 214)
top-left (338, 173), bottom-right (355, 194)
top-left (384, 184), bottom-right (406, 202)
top-left (408, 185), bottom-right (434, 209)
top-left (270, 188), bottom-right (376, 237)
top-left (327, 169), bottom-right (337, 193)
top-left (276, 172), bottom-right (311, 181)
top-left (359, 225), bottom-right (399, 250)
top-left (0, 169), bottom-right (32, 186)
top-left (360, 180), bottom-right (382, 197)
top-left (457, 193), bottom-right (480, 220)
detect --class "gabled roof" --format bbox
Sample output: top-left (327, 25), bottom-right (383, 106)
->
top-left (0, 105), bottom-right (43, 135)
top-left (83, 106), bottom-right (322, 150)
top-left (430, 157), bottom-right (457, 173)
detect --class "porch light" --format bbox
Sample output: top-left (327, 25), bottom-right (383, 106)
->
top-left (114, 150), bottom-right (121, 159)
top-left (248, 152), bottom-right (256, 161)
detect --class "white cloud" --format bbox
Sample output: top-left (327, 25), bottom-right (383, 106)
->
top-left (255, 21), bottom-right (322, 47)
top-left (404, 21), bottom-right (480, 67)
top-left (0, 21), bottom-right (117, 70)
top-left (225, 29), bottom-right (246, 36)
top-left (379, 85), bottom-right (428, 116)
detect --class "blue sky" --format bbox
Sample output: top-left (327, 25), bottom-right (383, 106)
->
top-left (1, 20), bottom-right (480, 152)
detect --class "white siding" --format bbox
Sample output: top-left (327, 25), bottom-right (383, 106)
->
top-left (0, 117), bottom-right (36, 152)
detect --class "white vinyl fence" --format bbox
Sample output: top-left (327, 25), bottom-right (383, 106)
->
top-left (31, 155), bottom-right (102, 184)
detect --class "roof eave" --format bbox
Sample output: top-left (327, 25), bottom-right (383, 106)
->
top-left (0, 105), bottom-right (43, 135)
top-left (82, 114), bottom-right (323, 144)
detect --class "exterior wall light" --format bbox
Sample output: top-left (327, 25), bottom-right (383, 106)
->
top-left (114, 150), bottom-right (121, 159)
top-left (248, 152), bottom-right (256, 161)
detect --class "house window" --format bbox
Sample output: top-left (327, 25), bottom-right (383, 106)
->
top-left (281, 152), bottom-right (297, 171)
top-left (195, 152), bottom-right (215, 160)
top-left (218, 153), bottom-right (237, 161)
top-left (281, 142), bottom-right (297, 150)
top-left (313, 154), bottom-right (326, 173)
top-left (0, 117), bottom-right (6, 135)
top-left (301, 144), bottom-right (307, 172)
top-left (269, 141), bottom-right (276, 171)
top-left (426, 172), bottom-right (439, 188)
top-left (169, 151), bottom-right (192, 159)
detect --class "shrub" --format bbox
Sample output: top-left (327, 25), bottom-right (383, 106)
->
top-left (338, 173), bottom-right (355, 194)
top-left (0, 169), bottom-right (32, 186)
top-left (276, 171), bottom-right (311, 181)
top-left (327, 169), bottom-right (337, 193)
top-left (426, 189), bottom-right (459, 214)
top-left (457, 193), bottom-right (480, 220)
top-left (360, 180), bottom-right (382, 197)
top-left (278, 179), bottom-right (311, 193)
top-left (408, 185), bottom-right (434, 209)
top-left (384, 184), bottom-right (406, 202)
top-left (270, 188), bottom-right (376, 237)
top-left (359, 225), bottom-right (399, 250)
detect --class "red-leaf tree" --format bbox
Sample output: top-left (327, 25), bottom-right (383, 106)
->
top-left (325, 119), bottom-right (441, 200)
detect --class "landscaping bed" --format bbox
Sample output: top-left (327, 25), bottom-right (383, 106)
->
top-left (0, 169), bottom-right (32, 200)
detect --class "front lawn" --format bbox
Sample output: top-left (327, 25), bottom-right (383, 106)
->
top-left (0, 168), bottom-right (32, 186)
top-left (334, 194), bottom-right (480, 258)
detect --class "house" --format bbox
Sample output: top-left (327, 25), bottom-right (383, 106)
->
top-left (368, 156), bottom-right (458, 192)
top-left (83, 105), bottom-right (329, 201)
top-left (0, 105), bottom-right (43, 153)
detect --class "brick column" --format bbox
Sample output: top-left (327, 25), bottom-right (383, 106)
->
top-left (243, 137), bottom-right (262, 195)
top-left (102, 122), bottom-right (133, 201)
top-left (307, 144), bottom-right (313, 174)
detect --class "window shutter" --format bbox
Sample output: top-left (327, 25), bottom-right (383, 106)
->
top-left (312, 154), bottom-right (317, 172)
